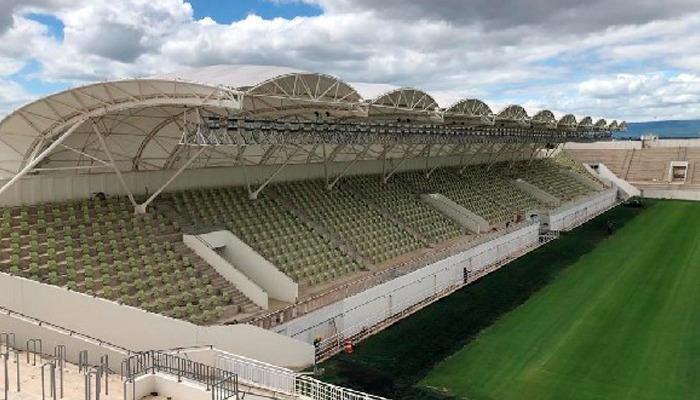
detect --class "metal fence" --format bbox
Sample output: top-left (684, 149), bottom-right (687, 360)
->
top-left (121, 351), bottom-right (239, 400)
top-left (295, 375), bottom-right (389, 400)
top-left (214, 352), bottom-right (296, 395)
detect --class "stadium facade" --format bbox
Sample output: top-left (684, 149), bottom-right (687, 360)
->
top-left (0, 65), bottom-right (629, 400)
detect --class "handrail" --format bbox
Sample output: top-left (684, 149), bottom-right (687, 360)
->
top-left (247, 221), bottom-right (536, 328)
top-left (122, 350), bottom-right (239, 400)
top-left (0, 304), bottom-right (131, 355)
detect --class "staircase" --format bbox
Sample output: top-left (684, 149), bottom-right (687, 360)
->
top-left (170, 242), bottom-right (261, 318)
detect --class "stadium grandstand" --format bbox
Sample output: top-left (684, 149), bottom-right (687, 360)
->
top-left (0, 65), bottom-right (624, 400)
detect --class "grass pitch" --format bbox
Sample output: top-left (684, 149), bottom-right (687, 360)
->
top-left (422, 200), bottom-right (700, 400)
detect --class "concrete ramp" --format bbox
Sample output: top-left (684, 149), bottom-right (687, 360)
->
top-left (421, 193), bottom-right (490, 234)
top-left (592, 163), bottom-right (640, 199)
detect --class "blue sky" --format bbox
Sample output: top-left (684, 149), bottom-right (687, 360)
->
top-left (188, 0), bottom-right (321, 22)
top-left (0, 0), bottom-right (699, 121)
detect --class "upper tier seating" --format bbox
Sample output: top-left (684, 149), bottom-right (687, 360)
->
top-left (275, 180), bottom-right (425, 265)
top-left (165, 187), bottom-right (362, 285)
top-left (343, 175), bottom-right (466, 243)
top-left (397, 169), bottom-right (515, 225)
top-left (0, 198), bottom-right (255, 325)
top-left (494, 160), bottom-right (595, 202)
top-left (451, 165), bottom-right (543, 213)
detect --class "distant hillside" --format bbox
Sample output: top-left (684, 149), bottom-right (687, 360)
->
top-left (615, 119), bottom-right (700, 139)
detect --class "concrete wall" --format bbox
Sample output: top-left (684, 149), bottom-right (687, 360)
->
top-left (594, 164), bottom-right (640, 199)
top-left (564, 141), bottom-right (642, 150)
top-left (0, 272), bottom-right (314, 369)
top-left (183, 235), bottom-right (269, 309)
top-left (0, 151), bottom-right (531, 207)
top-left (640, 188), bottom-right (700, 201)
top-left (272, 223), bottom-right (540, 345)
top-left (131, 374), bottom-right (272, 400)
top-left (422, 193), bottom-right (490, 233)
top-left (0, 312), bottom-right (128, 366)
top-left (543, 189), bottom-right (617, 231)
top-left (195, 231), bottom-right (298, 303)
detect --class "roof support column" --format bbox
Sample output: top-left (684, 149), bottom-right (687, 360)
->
top-left (0, 118), bottom-right (85, 199)
top-left (458, 142), bottom-right (475, 166)
top-left (134, 147), bottom-right (206, 214)
top-left (249, 146), bottom-right (300, 200)
top-left (486, 142), bottom-right (510, 171)
top-left (322, 144), bottom-right (329, 187)
top-left (507, 142), bottom-right (530, 167)
top-left (382, 144), bottom-right (418, 184)
top-left (426, 144), bottom-right (462, 179)
top-left (327, 145), bottom-right (370, 190)
top-left (459, 142), bottom-right (491, 174)
top-left (528, 142), bottom-right (544, 165)
top-left (91, 121), bottom-right (138, 209)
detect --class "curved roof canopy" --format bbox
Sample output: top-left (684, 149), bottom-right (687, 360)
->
top-left (594, 118), bottom-right (608, 129)
top-left (557, 114), bottom-right (578, 130)
top-left (0, 64), bottom-right (621, 180)
top-left (443, 99), bottom-right (495, 126)
top-left (578, 116), bottom-right (594, 130)
top-left (496, 105), bottom-right (530, 127)
top-left (531, 110), bottom-right (557, 129)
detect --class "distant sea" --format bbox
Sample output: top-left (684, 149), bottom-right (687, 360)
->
top-left (614, 119), bottom-right (700, 139)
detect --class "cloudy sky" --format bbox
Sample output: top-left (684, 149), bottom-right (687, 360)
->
top-left (1, 0), bottom-right (699, 122)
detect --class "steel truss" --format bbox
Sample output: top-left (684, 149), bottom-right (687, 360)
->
top-left (180, 117), bottom-right (612, 147)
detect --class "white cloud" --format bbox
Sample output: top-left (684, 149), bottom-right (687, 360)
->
top-left (0, 78), bottom-right (36, 118)
top-left (0, 0), bottom-right (699, 121)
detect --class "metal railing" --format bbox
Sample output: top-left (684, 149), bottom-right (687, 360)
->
top-left (214, 351), bottom-right (297, 395)
top-left (121, 351), bottom-right (239, 400)
top-left (295, 375), bottom-right (389, 400)
top-left (247, 221), bottom-right (536, 329)
top-left (315, 229), bottom-right (557, 360)
top-left (211, 349), bottom-right (389, 400)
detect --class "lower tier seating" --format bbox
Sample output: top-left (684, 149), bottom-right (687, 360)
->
top-left (0, 197), bottom-right (257, 325)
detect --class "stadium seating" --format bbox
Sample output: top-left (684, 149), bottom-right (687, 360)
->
top-left (165, 187), bottom-right (363, 285)
top-left (450, 165), bottom-right (543, 213)
top-left (0, 197), bottom-right (255, 325)
top-left (494, 160), bottom-right (595, 202)
top-left (343, 175), bottom-right (466, 243)
top-left (275, 180), bottom-right (425, 265)
top-left (397, 169), bottom-right (515, 225)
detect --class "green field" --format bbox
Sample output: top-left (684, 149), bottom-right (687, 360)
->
top-left (422, 200), bottom-right (700, 400)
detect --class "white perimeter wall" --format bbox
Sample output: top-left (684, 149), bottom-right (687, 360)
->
top-left (544, 189), bottom-right (617, 231)
top-left (564, 141), bottom-right (642, 150)
top-left (640, 188), bottom-right (700, 201)
top-left (0, 152), bottom-right (530, 207)
top-left (0, 272), bottom-right (314, 369)
top-left (131, 374), bottom-right (271, 400)
top-left (271, 223), bottom-right (540, 345)
top-left (0, 312), bottom-right (128, 365)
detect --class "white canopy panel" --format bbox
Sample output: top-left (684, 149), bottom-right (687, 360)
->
top-left (0, 64), bottom-right (621, 181)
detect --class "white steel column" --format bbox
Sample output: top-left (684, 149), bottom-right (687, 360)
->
top-left (92, 121), bottom-right (138, 209)
top-left (425, 144), bottom-right (461, 179)
top-left (382, 144), bottom-right (420, 184)
top-left (134, 146), bottom-right (206, 214)
top-left (0, 119), bottom-right (86, 198)
top-left (249, 147), bottom-right (301, 199)
top-left (460, 142), bottom-right (491, 174)
top-left (326, 145), bottom-right (370, 190)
